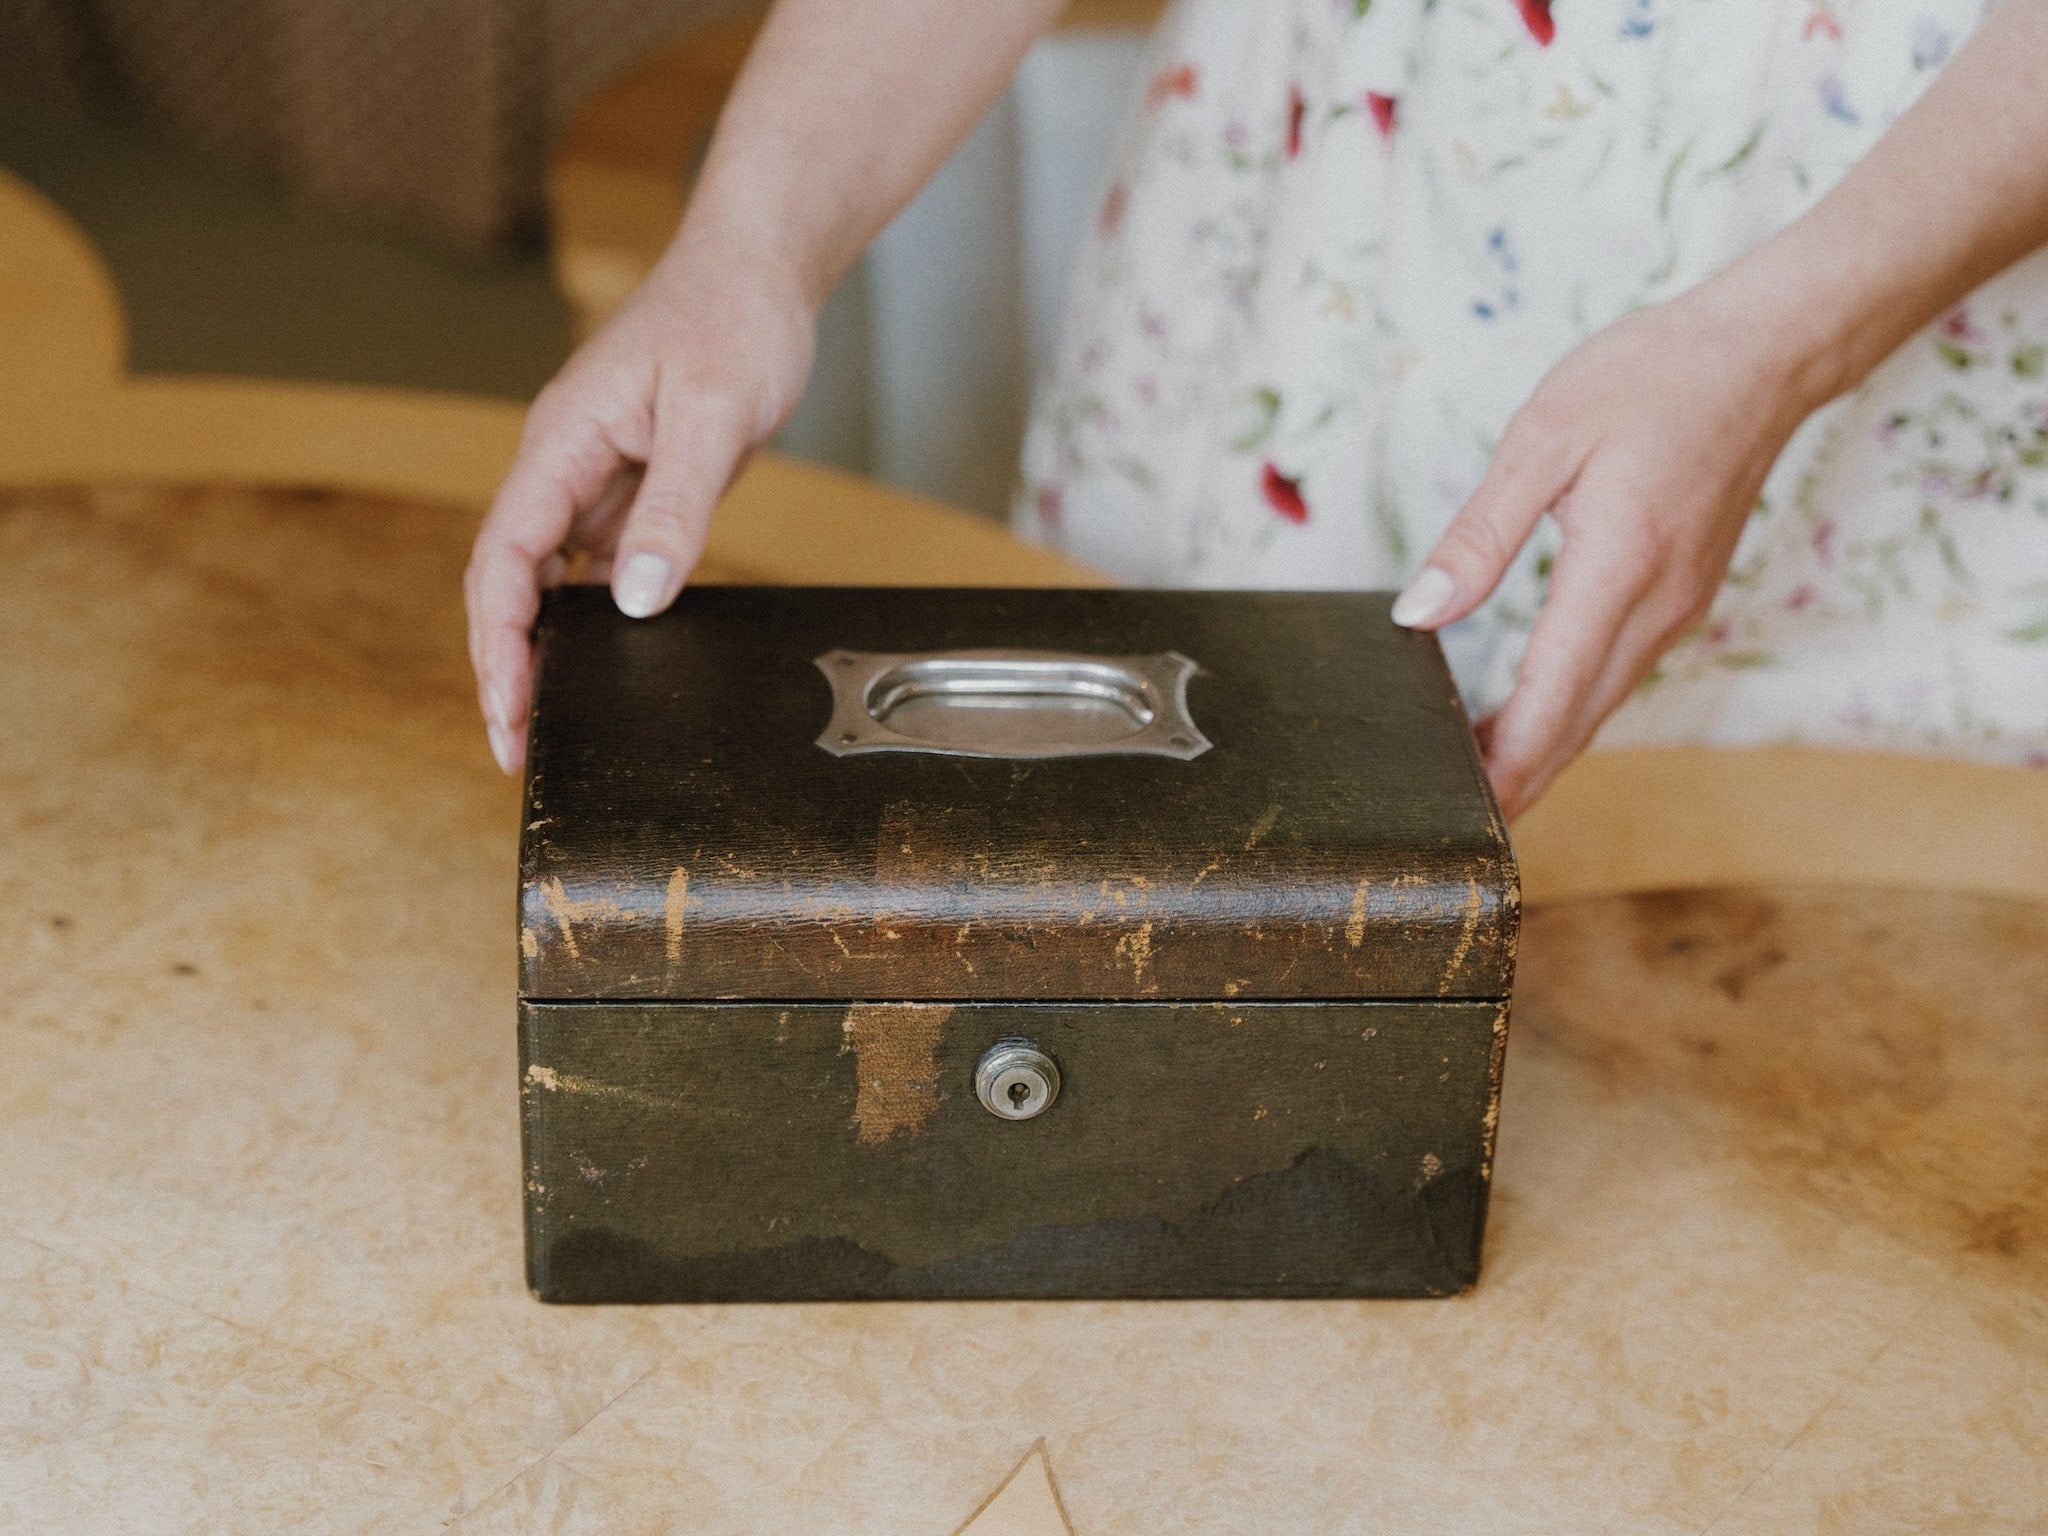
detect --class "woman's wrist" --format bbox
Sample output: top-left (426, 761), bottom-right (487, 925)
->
top-left (679, 126), bottom-right (859, 316)
top-left (652, 173), bottom-right (824, 325)
top-left (1656, 252), bottom-right (1854, 451)
top-left (1696, 27), bottom-right (2048, 425)
top-left (1690, 220), bottom-right (1899, 423)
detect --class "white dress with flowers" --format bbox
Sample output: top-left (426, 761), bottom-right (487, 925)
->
top-left (1015, 0), bottom-right (2048, 764)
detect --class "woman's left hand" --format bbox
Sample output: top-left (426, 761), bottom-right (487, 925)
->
top-left (1390, 276), bottom-right (1833, 819)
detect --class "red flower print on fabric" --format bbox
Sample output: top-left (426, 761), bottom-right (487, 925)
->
top-left (1512, 0), bottom-right (1555, 46)
top-left (1801, 3), bottom-right (1842, 41)
top-left (1286, 86), bottom-right (1306, 159)
top-left (1365, 92), bottom-right (1397, 139)
top-left (1146, 63), bottom-right (1199, 108)
top-left (1035, 485), bottom-right (1064, 532)
top-left (1097, 182), bottom-right (1129, 237)
top-left (1262, 463), bottom-right (1309, 524)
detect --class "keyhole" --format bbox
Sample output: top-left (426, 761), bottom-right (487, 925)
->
top-left (975, 1043), bottom-right (1059, 1121)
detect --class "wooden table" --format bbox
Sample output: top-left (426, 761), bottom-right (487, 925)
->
top-left (4, 481), bottom-right (2043, 1533)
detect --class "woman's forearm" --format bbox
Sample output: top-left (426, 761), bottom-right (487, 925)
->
top-left (673, 0), bottom-right (1068, 309)
top-left (1730, 0), bottom-right (2048, 407)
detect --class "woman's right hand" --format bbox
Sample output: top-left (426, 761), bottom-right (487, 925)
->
top-left (466, 0), bottom-right (1070, 773)
top-left (464, 226), bottom-right (817, 773)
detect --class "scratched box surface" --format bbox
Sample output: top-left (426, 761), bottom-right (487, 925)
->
top-left (518, 587), bottom-right (1517, 1301)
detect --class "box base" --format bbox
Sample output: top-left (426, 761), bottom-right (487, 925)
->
top-left (520, 1000), bottom-right (1508, 1303)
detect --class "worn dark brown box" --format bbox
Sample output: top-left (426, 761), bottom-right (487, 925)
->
top-left (518, 586), bottom-right (1517, 1302)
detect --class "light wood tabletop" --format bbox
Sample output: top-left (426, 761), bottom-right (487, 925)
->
top-left (2, 477), bottom-right (2042, 1532)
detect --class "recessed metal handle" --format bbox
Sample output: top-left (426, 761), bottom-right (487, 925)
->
top-left (815, 648), bottom-right (1210, 761)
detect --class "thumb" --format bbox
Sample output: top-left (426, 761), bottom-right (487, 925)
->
top-left (1391, 409), bottom-right (1579, 630)
top-left (609, 385), bottom-right (751, 619)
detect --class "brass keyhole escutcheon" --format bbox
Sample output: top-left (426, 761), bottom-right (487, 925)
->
top-left (975, 1042), bottom-right (1060, 1121)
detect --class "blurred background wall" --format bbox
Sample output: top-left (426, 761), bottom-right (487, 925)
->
top-left (0, 0), bottom-right (753, 245)
top-left (785, 29), bottom-right (1146, 520)
top-left (0, 0), bottom-right (1158, 519)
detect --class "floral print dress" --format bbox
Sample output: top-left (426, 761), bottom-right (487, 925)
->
top-left (1015, 0), bottom-right (2048, 764)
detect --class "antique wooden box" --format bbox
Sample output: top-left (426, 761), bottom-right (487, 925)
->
top-left (518, 587), bottom-right (1517, 1302)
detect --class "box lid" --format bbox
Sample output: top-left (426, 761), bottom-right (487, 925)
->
top-left (519, 587), bottom-right (1515, 1002)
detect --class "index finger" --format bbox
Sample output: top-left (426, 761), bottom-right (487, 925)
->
top-left (1481, 509), bottom-right (1657, 815)
top-left (466, 410), bottom-right (632, 772)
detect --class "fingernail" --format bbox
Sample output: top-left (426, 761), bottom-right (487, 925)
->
top-left (487, 719), bottom-right (519, 776)
top-left (1391, 566), bottom-right (1455, 628)
top-left (614, 552), bottom-right (673, 619)
top-left (486, 681), bottom-right (517, 729)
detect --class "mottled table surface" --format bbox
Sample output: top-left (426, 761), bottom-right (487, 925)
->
top-left (4, 485), bottom-right (2044, 1534)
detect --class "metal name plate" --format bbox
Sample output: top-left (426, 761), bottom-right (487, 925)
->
top-left (813, 648), bottom-right (1212, 761)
